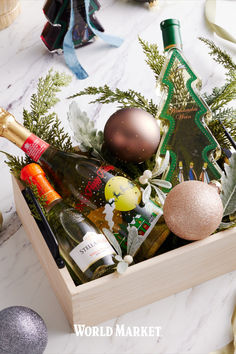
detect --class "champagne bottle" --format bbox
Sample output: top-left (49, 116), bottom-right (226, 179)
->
top-left (0, 108), bottom-right (169, 259)
top-left (20, 163), bottom-right (116, 283)
top-left (156, 19), bottom-right (222, 190)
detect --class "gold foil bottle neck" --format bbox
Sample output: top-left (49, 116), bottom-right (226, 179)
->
top-left (0, 107), bottom-right (30, 148)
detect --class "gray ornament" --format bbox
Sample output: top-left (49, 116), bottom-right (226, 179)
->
top-left (0, 306), bottom-right (48, 354)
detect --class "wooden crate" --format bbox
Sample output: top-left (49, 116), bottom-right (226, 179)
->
top-left (12, 176), bottom-right (236, 329)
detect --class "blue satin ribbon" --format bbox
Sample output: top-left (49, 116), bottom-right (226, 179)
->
top-left (63, 0), bottom-right (88, 80)
top-left (85, 0), bottom-right (124, 48)
top-left (63, 0), bottom-right (124, 80)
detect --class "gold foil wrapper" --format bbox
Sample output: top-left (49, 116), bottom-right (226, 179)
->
top-left (0, 107), bottom-right (30, 148)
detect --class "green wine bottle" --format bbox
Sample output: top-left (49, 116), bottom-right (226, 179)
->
top-left (20, 163), bottom-right (116, 283)
top-left (0, 108), bottom-right (169, 259)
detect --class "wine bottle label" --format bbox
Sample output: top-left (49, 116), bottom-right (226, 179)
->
top-left (21, 134), bottom-right (49, 161)
top-left (118, 200), bottom-right (163, 250)
top-left (69, 232), bottom-right (115, 272)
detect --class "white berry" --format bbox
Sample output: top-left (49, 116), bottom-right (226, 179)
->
top-left (139, 176), bottom-right (148, 184)
top-left (124, 255), bottom-right (133, 264)
top-left (143, 170), bottom-right (152, 179)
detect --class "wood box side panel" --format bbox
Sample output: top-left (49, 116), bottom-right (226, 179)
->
top-left (72, 227), bottom-right (236, 326)
top-left (12, 176), bottom-right (75, 327)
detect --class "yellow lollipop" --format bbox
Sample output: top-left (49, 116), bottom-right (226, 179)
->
top-left (104, 176), bottom-right (141, 212)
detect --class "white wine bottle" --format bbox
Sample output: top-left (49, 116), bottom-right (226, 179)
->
top-left (21, 163), bottom-right (116, 283)
top-left (0, 108), bottom-right (169, 259)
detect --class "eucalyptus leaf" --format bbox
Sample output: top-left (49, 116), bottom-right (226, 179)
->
top-left (218, 221), bottom-right (236, 231)
top-left (152, 150), bottom-right (170, 177)
top-left (220, 152), bottom-right (236, 217)
top-left (129, 235), bottom-right (146, 257)
top-left (151, 179), bottom-right (172, 189)
top-left (142, 184), bottom-right (152, 205)
top-left (67, 101), bottom-right (104, 154)
top-left (152, 185), bottom-right (166, 206)
top-left (102, 228), bottom-right (122, 256)
top-left (127, 226), bottom-right (138, 253)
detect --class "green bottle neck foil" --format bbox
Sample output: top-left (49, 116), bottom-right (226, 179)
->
top-left (160, 18), bottom-right (183, 52)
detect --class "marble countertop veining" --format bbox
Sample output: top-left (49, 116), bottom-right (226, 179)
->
top-left (0, 1), bottom-right (236, 353)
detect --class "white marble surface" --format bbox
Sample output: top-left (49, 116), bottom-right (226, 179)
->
top-left (0, 1), bottom-right (236, 353)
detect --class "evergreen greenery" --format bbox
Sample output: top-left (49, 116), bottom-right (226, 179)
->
top-left (138, 37), bottom-right (165, 80)
top-left (208, 108), bottom-right (236, 149)
top-left (25, 182), bottom-right (48, 219)
top-left (3, 39), bottom-right (236, 182)
top-left (23, 69), bottom-right (73, 151)
top-left (199, 38), bottom-right (236, 149)
top-left (69, 37), bottom-right (236, 153)
top-left (69, 85), bottom-right (159, 117)
top-left (3, 70), bottom-right (73, 178)
top-left (199, 37), bottom-right (236, 73)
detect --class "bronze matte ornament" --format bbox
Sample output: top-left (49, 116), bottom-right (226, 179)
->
top-left (103, 107), bottom-right (160, 163)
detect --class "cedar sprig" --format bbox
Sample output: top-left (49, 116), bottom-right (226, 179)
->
top-left (3, 70), bottom-right (73, 178)
top-left (23, 70), bottom-right (73, 151)
top-left (199, 37), bottom-right (236, 73)
top-left (24, 69), bottom-right (72, 123)
top-left (207, 108), bottom-right (236, 149)
top-left (199, 38), bottom-right (236, 112)
top-left (0, 151), bottom-right (30, 178)
top-left (69, 85), bottom-right (159, 117)
top-left (24, 181), bottom-right (48, 220)
top-left (204, 81), bottom-right (236, 112)
top-left (138, 37), bottom-right (165, 80)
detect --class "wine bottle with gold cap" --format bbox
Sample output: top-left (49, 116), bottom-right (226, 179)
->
top-left (21, 163), bottom-right (117, 283)
top-left (156, 19), bottom-right (222, 190)
top-left (0, 107), bottom-right (169, 259)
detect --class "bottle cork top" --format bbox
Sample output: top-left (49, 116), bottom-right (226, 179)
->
top-left (20, 163), bottom-right (61, 205)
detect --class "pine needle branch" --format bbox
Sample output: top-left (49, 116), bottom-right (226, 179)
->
top-left (69, 85), bottom-right (159, 117)
top-left (3, 70), bottom-right (73, 178)
top-left (0, 151), bottom-right (31, 178)
top-left (138, 37), bottom-right (165, 80)
top-left (23, 70), bottom-right (73, 151)
top-left (24, 181), bottom-right (48, 220)
top-left (204, 81), bottom-right (236, 112)
top-left (200, 38), bottom-right (236, 112)
top-left (199, 37), bottom-right (236, 72)
top-left (24, 69), bottom-right (72, 124)
top-left (207, 108), bottom-right (236, 149)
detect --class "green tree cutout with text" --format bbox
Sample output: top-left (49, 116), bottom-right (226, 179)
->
top-left (158, 48), bottom-right (222, 189)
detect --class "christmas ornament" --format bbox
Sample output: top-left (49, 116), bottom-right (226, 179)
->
top-left (156, 19), bottom-right (222, 189)
top-left (163, 181), bottom-right (223, 240)
top-left (0, 306), bottom-right (48, 354)
top-left (103, 107), bottom-right (160, 163)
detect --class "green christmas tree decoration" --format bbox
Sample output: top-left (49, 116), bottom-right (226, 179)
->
top-left (157, 46), bottom-right (223, 189)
